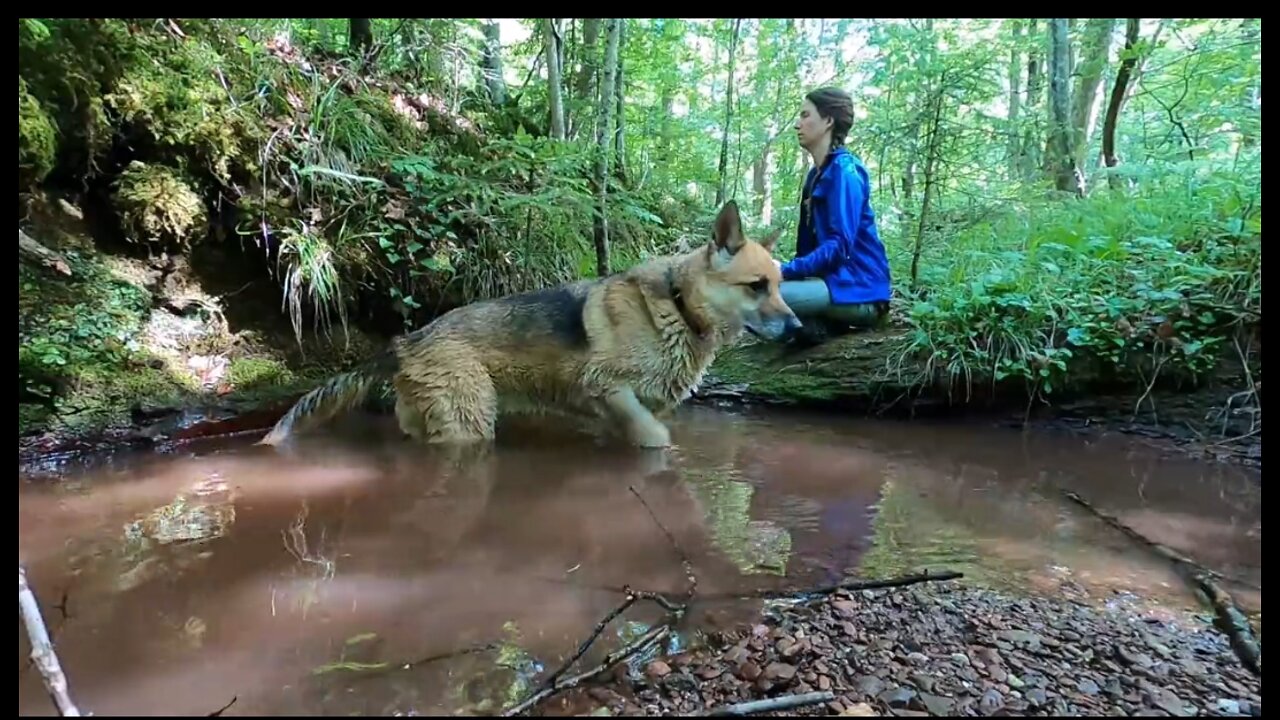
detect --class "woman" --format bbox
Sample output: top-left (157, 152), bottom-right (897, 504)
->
top-left (777, 87), bottom-right (891, 341)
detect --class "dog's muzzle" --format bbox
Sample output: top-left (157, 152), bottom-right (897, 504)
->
top-left (746, 313), bottom-right (803, 340)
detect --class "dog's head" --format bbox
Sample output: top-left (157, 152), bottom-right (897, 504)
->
top-left (699, 200), bottom-right (801, 341)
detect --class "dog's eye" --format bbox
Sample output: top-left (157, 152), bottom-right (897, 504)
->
top-left (746, 278), bottom-right (769, 294)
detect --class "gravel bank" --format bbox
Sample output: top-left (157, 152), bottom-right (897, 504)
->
top-left (577, 582), bottom-right (1261, 717)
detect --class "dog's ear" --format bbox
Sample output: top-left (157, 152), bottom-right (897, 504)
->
top-left (712, 200), bottom-right (746, 255)
top-left (759, 226), bottom-right (783, 254)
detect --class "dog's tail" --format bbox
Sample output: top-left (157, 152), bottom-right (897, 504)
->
top-left (258, 349), bottom-right (399, 446)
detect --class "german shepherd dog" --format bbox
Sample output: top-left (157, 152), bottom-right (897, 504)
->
top-left (258, 200), bottom-right (800, 448)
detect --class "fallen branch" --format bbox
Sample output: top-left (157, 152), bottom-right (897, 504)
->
top-left (747, 569), bottom-right (964, 601)
top-left (629, 484), bottom-right (698, 601)
top-left (705, 690), bottom-right (836, 717)
top-left (1062, 490), bottom-right (1261, 676)
top-left (545, 570), bottom-right (965, 607)
top-left (19, 566), bottom-right (82, 716)
top-left (543, 594), bottom-right (637, 689)
top-left (207, 696), bottom-right (237, 717)
top-left (501, 623), bottom-right (671, 717)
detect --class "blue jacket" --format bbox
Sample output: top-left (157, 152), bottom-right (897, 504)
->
top-left (780, 147), bottom-right (892, 305)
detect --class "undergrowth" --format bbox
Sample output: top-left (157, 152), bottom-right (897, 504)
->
top-left (892, 161), bottom-right (1262, 403)
top-left (20, 18), bottom-right (694, 354)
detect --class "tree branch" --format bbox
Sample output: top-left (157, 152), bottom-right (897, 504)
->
top-left (19, 566), bottom-right (82, 716)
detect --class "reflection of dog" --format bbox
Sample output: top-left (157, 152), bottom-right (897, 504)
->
top-left (259, 201), bottom-right (800, 448)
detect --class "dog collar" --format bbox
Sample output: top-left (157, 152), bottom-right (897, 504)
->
top-left (666, 266), bottom-right (710, 338)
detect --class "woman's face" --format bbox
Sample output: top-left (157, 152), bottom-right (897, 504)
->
top-left (794, 99), bottom-right (832, 150)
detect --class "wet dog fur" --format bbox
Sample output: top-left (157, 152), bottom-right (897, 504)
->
top-left (258, 200), bottom-right (800, 448)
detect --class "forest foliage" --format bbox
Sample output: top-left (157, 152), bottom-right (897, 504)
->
top-left (17, 18), bottom-right (1262, 427)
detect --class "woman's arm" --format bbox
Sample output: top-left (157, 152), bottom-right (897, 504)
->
top-left (780, 161), bottom-right (865, 280)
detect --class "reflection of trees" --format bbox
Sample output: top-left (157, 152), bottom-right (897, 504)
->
top-left (857, 469), bottom-right (1001, 590)
top-left (683, 469), bottom-right (791, 577)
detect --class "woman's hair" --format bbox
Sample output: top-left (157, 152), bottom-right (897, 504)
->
top-left (805, 86), bottom-right (855, 147)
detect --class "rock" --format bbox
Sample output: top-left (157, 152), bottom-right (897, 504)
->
top-left (989, 666), bottom-right (1008, 683)
top-left (906, 652), bottom-right (929, 667)
top-left (646, 660), bottom-right (671, 679)
top-left (856, 675), bottom-right (886, 698)
top-left (840, 703), bottom-right (877, 716)
top-left (832, 600), bottom-right (858, 617)
top-left (1078, 678), bottom-right (1100, 695)
top-left (878, 687), bottom-right (917, 709)
top-left (661, 672), bottom-right (698, 693)
top-left (919, 693), bottom-right (955, 715)
top-left (763, 662), bottom-right (797, 682)
top-left (909, 672), bottom-right (935, 694)
top-left (819, 675), bottom-right (833, 691)
top-left (1215, 699), bottom-right (1241, 715)
top-left (1025, 688), bottom-right (1048, 707)
top-left (737, 662), bottom-right (762, 681)
top-left (950, 652), bottom-right (971, 667)
top-left (1151, 688), bottom-right (1189, 717)
top-left (975, 647), bottom-right (1002, 667)
top-left (979, 688), bottom-right (1005, 715)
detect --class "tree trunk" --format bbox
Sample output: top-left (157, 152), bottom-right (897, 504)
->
top-left (480, 20), bottom-right (507, 106)
top-left (1020, 19), bottom-right (1043, 182)
top-left (910, 85), bottom-right (945, 293)
top-left (348, 19), bottom-right (372, 56)
top-left (1102, 19), bottom-right (1141, 189)
top-left (1006, 19), bottom-right (1024, 178)
top-left (715, 19), bottom-right (742, 207)
top-left (752, 147), bottom-right (773, 227)
top-left (593, 19), bottom-right (621, 277)
top-left (614, 20), bottom-right (627, 184)
top-left (570, 18), bottom-right (600, 140)
top-left (1047, 19), bottom-right (1080, 195)
top-left (1240, 18), bottom-right (1260, 149)
top-left (544, 19), bottom-right (566, 140)
top-left (1069, 18), bottom-right (1115, 181)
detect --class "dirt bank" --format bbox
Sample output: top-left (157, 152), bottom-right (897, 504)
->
top-left (546, 581), bottom-right (1261, 717)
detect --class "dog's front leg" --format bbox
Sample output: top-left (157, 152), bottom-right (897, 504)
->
top-left (605, 386), bottom-right (672, 448)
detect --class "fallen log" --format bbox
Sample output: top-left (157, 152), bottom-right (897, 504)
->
top-left (19, 229), bottom-right (73, 277)
top-left (699, 327), bottom-right (1055, 418)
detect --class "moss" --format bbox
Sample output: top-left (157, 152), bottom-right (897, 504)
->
top-left (19, 76), bottom-right (58, 188)
top-left (227, 357), bottom-right (296, 391)
top-left (18, 404), bottom-right (54, 436)
top-left (52, 364), bottom-right (194, 435)
top-left (18, 233), bottom-right (188, 437)
top-left (114, 161), bottom-right (209, 248)
top-left (104, 32), bottom-right (261, 183)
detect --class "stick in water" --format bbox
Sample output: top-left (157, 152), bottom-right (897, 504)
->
top-left (706, 691), bottom-right (836, 716)
top-left (19, 566), bottom-right (81, 716)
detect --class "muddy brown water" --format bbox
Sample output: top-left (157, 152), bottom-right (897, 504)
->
top-left (18, 406), bottom-right (1262, 716)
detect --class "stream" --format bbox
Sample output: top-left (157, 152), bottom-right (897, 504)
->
top-left (17, 406), bottom-right (1262, 716)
